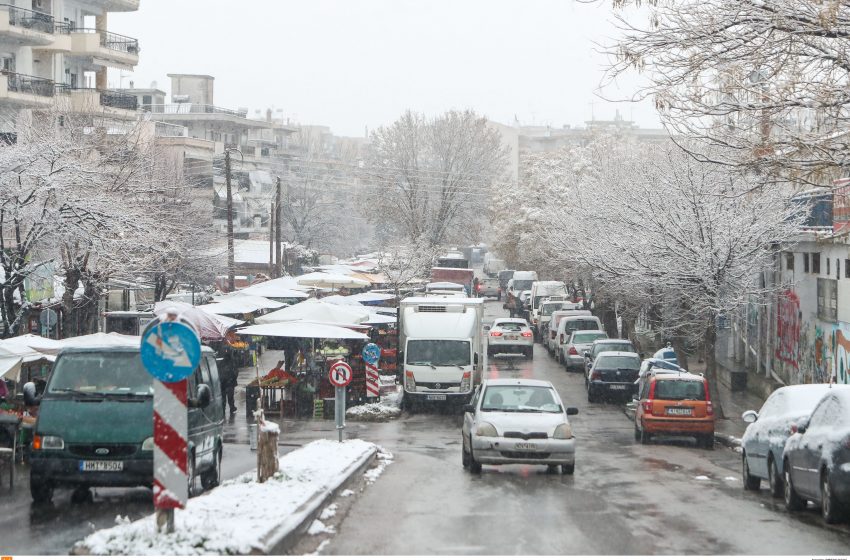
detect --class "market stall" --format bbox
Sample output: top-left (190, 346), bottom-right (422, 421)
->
top-left (236, 321), bottom-right (369, 419)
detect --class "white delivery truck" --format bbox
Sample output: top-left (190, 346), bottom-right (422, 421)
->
top-left (399, 296), bottom-right (484, 409)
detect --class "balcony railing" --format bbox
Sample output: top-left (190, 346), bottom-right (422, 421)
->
top-left (4, 71), bottom-right (55, 97)
top-left (142, 103), bottom-right (248, 118)
top-left (0, 4), bottom-right (55, 34)
top-left (70, 27), bottom-right (139, 54)
top-left (59, 86), bottom-right (138, 111)
top-left (154, 121), bottom-right (187, 137)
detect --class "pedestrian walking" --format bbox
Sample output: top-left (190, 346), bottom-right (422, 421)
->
top-left (219, 348), bottom-right (239, 415)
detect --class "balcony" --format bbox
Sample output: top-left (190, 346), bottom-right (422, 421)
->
top-left (0, 4), bottom-right (58, 46)
top-left (0, 71), bottom-right (55, 107)
top-left (144, 104), bottom-right (248, 118)
top-left (57, 86), bottom-right (139, 119)
top-left (142, 104), bottom-right (271, 131)
top-left (68, 28), bottom-right (139, 70)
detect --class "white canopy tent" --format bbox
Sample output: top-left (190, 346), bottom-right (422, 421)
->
top-left (344, 291), bottom-right (396, 304)
top-left (319, 295), bottom-right (363, 307)
top-left (0, 346), bottom-right (22, 383)
top-left (20, 332), bottom-right (141, 355)
top-left (198, 296), bottom-right (287, 316)
top-left (238, 277), bottom-right (311, 299)
top-left (296, 272), bottom-right (370, 290)
top-left (237, 321), bottom-right (369, 340)
top-left (254, 299), bottom-right (370, 326)
top-left (153, 301), bottom-right (231, 341)
top-left (363, 313), bottom-right (398, 325)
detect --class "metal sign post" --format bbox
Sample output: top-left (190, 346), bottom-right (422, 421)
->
top-left (140, 318), bottom-right (202, 534)
top-left (328, 360), bottom-right (353, 442)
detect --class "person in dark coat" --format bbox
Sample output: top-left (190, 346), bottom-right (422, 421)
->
top-left (219, 348), bottom-right (238, 415)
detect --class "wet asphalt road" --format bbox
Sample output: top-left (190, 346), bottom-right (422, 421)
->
top-left (3, 299), bottom-right (850, 554)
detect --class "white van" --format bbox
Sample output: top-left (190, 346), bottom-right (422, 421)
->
top-left (507, 271), bottom-right (538, 298)
top-left (545, 309), bottom-right (592, 354)
top-left (556, 316), bottom-right (604, 364)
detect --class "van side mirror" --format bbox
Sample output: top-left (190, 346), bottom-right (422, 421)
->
top-left (192, 384), bottom-right (212, 408)
top-left (583, 352), bottom-right (590, 359)
top-left (566, 407), bottom-right (579, 416)
top-left (23, 382), bottom-right (40, 406)
top-left (742, 410), bottom-right (758, 424)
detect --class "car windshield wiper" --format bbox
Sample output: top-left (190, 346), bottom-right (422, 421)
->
top-left (107, 391), bottom-right (152, 399)
top-left (410, 361), bottom-right (436, 369)
top-left (516, 406), bottom-right (545, 413)
top-left (52, 388), bottom-right (106, 398)
top-left (434, 363), bottom-right (465, 369)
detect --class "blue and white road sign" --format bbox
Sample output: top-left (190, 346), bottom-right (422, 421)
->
top-left (362, 343), bottom-right (381, 365)
top-left (140, 321), bottom-right (202, 382)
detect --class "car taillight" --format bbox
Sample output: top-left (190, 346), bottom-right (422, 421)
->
top-left (568, 347), bottom-right (578, 355)
top-left (521, 331), bottom-right (532, 338)
top-left (405, 370), bottom-right (414, 378)
top-left (590, 371), bottom-right (601, 381)
top-left (33, 434), bottom-right (42, 450)
top-left (490, 331), bottom-right (502, 337)
top-left (642, 400), bottom-right (653, 414)
top-left (706, 401), bottom-right (714, 416)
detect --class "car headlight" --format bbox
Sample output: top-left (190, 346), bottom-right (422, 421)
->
top-left (141, 436), bottom-right (155, 451)
top-left (553, 423), bottom-right (573, 439)
top-left (475, 422), bottom-right (498, 437)
top-left (40, 435), bottom-right (65, 450)
top-left (404, 371), bottom-right (415, 391)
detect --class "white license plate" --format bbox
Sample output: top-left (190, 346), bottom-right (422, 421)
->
top-left (79, 460), bottom-right (124, 472)
top-left (666, 407), bottom-right (693, 416)
top-left (609, 384), bottom-right (628, 390)
top-left (506, 335), bottom-right (517, 340)
top-left (426, 394), bottom-right (447, 401)
top-left (515, 442), bottom-right (537, 450)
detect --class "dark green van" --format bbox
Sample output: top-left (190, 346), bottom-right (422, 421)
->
top-left (25, 345), bottom-right (225, 503)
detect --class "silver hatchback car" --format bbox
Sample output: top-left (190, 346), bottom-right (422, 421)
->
top-left (461, 379), bottom-right (578, 474)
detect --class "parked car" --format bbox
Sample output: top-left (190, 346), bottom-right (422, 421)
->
top-left (634, 358), bottom-right (685, 401)
top-left (782, 386), bottom-right (850, 523)
top-left (487, 318), bottom-right (533, 358)
top-left (531, 298), bottom-right (573, 342)
top-left (461, 378), bottom-right (578, 474)
top-left (545, 309), bottom-right (592, 355)
top-left (26, 345), bottom-right (225, 503)
top-left (584, 338), bottom-right (637, 375)
top-left (586, 351), bottom-right (641, 403)
top-left (652, 345), bottom-right (678, 365)
top-left (555, 317), bottom-right (604, 365)
top-left (478, 277), bottom-right (501, 300)
top-left (634, 370), bottom-right (715, 449)
top-left (741, 384), bottom-right (832, 497)
top-left (561, 330), bottom-right (607, 371)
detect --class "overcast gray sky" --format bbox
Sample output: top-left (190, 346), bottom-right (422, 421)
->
top-left (110, 0), bottom-right (658, 137)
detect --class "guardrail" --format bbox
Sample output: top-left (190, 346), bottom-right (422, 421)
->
top-left (142, 103), bottom-right (248, 118)
top-left (0, 4), bottom-right (55, 34)
top-left (4, 71), bottom-right (54, 97)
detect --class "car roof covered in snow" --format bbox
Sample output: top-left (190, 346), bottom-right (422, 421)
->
top-left (595, 351), bottom-right (640, 359)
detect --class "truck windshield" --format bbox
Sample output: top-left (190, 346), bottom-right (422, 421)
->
top-left (407, 340), bottom-right (471, 366)
top-left (512, 280), bottom-right (534, 291)
top-left (47, 352), bottom-right (153, 396)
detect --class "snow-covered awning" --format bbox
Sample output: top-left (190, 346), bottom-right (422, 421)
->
top-left (237, 321), bottom-right (369, 340)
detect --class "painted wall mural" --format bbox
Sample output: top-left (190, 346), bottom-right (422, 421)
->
top-left (833, 324), bottom-right (850, 385)
top-left (776, 290), bottom-right (801, 367)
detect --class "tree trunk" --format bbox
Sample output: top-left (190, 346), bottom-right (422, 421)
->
top-left (61, 268), bottom-right (82, 338)
top-left (595, 298), bottom-right (618, 339)
top-left (672, 335), bottom-right (690, 372)
top-left (704, 320), bottom-right (726, 420)
top-left (255, 410), bottom-right (279, 483)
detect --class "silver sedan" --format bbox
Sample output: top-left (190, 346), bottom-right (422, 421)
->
top-left (461, 378), bottom-right (578, 474)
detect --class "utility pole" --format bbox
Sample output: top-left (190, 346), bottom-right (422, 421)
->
top-left (268, 200), bottom-right (275, 277)
top-left (274, 177), bottom-right (282, 278)
top-left (225, 150), bottom-right (235, 292)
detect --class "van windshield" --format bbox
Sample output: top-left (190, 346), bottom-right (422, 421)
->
top-left (407, 340), bottom-right (471, 367)
top-left (47, 352), bottom-right (153, 396)
top-left (512, 280), bottom-right (534, 291)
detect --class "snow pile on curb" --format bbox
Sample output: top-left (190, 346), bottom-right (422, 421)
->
top-left (75, 440), bottom-right (377, 556)
top-left (347, 390), bottom-right (402, 421)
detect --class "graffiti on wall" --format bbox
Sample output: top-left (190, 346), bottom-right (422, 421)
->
top-left (833, 324), bottom-right (850, 385)
top-left (776, 290), bottom-right (801, 367)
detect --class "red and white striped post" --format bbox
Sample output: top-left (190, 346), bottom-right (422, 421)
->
top-left (153, 379), bottom-right (188, 515)
top-left (365, 362), bottom-right (380, 398)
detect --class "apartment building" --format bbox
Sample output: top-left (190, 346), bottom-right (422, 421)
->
top-left (0, 0), bottom-right (140, 131)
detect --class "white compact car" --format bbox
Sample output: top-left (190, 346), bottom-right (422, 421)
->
top-left (486, 318), bottom-right (533, 358)
top-left (462, 378), bottom-right (579, 474)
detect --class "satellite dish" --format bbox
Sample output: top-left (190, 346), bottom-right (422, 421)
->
top-left (40, 308), bottom-right (58, 329)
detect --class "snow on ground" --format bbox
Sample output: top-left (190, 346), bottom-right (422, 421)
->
top-left (319, 503), bottom-right (338, 520)
top-left (307, 519), bottom-right (335, 535)
top-left (379, 374), bottom-right (397, 385)
top-left (364, 447), bottom-right (394, 484)
top-left (694, 475), bottom-right (711, 481)
top-left (340, 489), bottom-right (354, 497)
top-left (77, 440), bottom-right (377, 556)
top-left (310, 539), bottom-right (331, 556)
top-left (347, 391), bottom-right (401, 421)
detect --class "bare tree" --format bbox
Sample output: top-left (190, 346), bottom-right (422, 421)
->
top-left (606, 0), bottom-right (850, 184)
top-left (363, 110), bottom-right (509, 247)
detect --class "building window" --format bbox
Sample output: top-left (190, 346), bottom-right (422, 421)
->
top-left (838, 259), bottom-right (841, 280)
top-left (804, 253), bottom-right (810, 273)
top-left (785, 253), bottom-right (794, 271)
top-left (845, 259), bottom-right (850, 279)
top-left (818, 278), bottom-right (838, 322)
top-left (827, 258), bottom-right (831, 276)
top-left (812, 252), bottom-right (821, 274)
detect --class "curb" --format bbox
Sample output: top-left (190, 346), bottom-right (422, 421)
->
top-left (256, 445), bottom-right (377, 555)
top-left (715, 432), bottom-right (742, 452)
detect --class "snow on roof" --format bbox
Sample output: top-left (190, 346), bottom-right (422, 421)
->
top-left (76, 440), bottom-right (382, 556)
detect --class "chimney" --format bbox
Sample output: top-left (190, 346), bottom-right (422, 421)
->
top-left (266, 108), bottom-right (272, 122)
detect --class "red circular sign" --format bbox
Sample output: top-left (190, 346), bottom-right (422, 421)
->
top-left (328, 361), bottom-right (353, 387)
